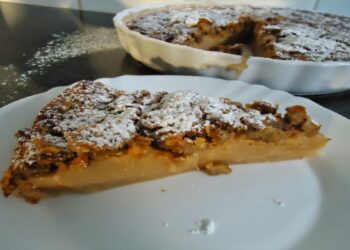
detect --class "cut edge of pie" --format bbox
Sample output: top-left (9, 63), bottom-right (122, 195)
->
top-left (1, 80), bottom-right (329, 203)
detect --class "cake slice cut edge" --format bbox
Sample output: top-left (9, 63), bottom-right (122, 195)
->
top-left (1, 80), bottom-right (329, 203)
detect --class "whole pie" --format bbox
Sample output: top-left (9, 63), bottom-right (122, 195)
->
top-left (127, 5), bottom-right (350, 62)
top-left (1, 81), bottom-right (329, 203)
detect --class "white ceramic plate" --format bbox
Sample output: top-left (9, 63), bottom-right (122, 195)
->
top-left (114, 3), bottom-right (350, 94)
top-left (0, 75), bottom-right (349, 250)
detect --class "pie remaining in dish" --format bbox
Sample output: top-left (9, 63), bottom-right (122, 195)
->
top-left (1, 81), bottom-right (329, 203)
top-left (127, 5), bottom-right (350, 62)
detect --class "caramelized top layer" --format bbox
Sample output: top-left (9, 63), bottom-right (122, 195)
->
top-left (7, 80), bottom-right (319, 180)
top-left (127, 5), bottom-right (350, 62)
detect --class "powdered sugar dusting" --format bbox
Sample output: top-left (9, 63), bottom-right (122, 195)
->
top-left (1, 27), bottom-right (120, 107)
top-left (40, 133), bottom-right (69, 149)
top-left (141, 90), bottom-right (275, 139)
top-left (266, 23), bottom-right (340, 61)
top-left (204, 98), bottom-right (268, 130)
top-left (37, 82), bottom-right (142, 150)
top-left (38, 81), bottom-right (276, 147)
top-left (26, 27), bottom-right (120, 75)
top-left (66, 112), bottom-right (137, 150)
top-left (141, 91), bottom-right (204, 137)
top-left (11, 129), bottom-right (75, 174)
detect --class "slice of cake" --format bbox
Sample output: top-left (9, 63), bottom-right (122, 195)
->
top-left (1, 81), bottom-right (329, 203)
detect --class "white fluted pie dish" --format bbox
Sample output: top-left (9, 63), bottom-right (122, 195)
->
top-left (113, 3), bottom-right (350, 94)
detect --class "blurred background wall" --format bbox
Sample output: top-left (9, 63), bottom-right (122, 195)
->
top-left (0, 0), bottom-right (349, 16)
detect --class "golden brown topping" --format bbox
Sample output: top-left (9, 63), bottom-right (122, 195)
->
top-left (285, 105), bottom-right (308, 126)
top-left (246, 101), bottom-right (278, 114)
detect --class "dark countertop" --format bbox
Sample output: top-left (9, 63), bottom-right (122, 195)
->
top-left (0, 2), bottom-right (349, 119)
